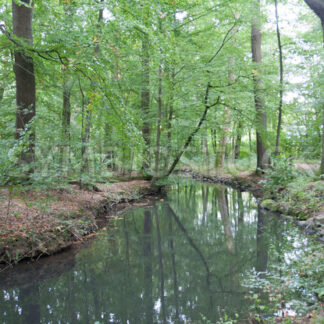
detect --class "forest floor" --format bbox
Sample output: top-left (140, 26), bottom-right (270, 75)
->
top-left (0, 179), bottom-right (160, 266)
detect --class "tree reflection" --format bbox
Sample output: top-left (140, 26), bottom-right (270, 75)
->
top-left (217, 187), bottom-right (235, 254)
top-left (19, 284), bottom-right (40, 324)
top-left (0, 180), bottom-right (309, 323)
top-left (154, 206), bottom-right (167, 324)
top-left (256, 206), bottom-right (269, 274)
top-left (143, 209), bottom-right (153, 324)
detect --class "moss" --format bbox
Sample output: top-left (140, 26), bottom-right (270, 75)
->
top-left (260, 199), bottom-right (279, 211)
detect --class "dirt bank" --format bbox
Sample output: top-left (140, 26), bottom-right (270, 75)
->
top-left (0, 180), bottom-right (161, 266)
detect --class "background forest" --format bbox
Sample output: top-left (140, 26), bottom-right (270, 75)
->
top-left (0, 0), bottom-right (323, 185)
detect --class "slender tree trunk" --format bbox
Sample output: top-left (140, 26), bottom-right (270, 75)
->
top-left (215, 115), bottom-right (229, 168)
top-left (79, 1), bottom-right (103, 178)
top-left (60, 0), bottom-right (76, 172)
top-left (249, 129), bottom-right (252, 156)
top-left (274, 0), bottom-right (284, 156)
top-left (94, 0), bottom-right (104, 54)
top-left (165, 69), bottom-right (175, 171)
top-left (164, 84), bottom-right (218, 178)
top-left (211, 128), bottom-right (217, 154)
top-left (0, 87), bottom-right (4, 102)
top-left (322, 100), bottom-right (324, 175)
top-left (303, 0), bottom-right (324, 174)
top-left (81, 110), bottom-right (92, 174)
top-left (79, 80), bottom-right (91, 175)
top-left (104, 121), bottom-right (115, 170)
top-left (204, 126), bottom-right (209, 166)
top-left (155, 63), bottom-right (162, 177)
top-left (12, 0), bottom-right (36, 171)
top-left (321, 20), bottom-right (324, 175)
top-left (234, 121), bottom-right (242, 160)
top-left (216, 57), bottom-right (234, 168)
top-left (251, 0), bottom-right (270, 173)
top-left (60, 71), bottom-right (74, 171)
top-left (141, 35), bottom-right (151, 171)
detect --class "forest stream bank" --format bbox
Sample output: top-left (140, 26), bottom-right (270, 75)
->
top-left (0, 180), bottom-right (161, 266)
top-left (1, 169), bottom-right (323, 266)
top-left (178, 169), bottom-right (324, 242)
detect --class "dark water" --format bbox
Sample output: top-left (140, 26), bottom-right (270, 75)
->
top-left (0, 180), bottom-right (319, 323)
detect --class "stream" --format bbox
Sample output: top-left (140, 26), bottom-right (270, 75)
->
top-left (0, 179), bottom-right (321, 323)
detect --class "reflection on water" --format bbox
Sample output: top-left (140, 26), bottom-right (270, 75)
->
top-left (0, 180), bottom-right (318, 323)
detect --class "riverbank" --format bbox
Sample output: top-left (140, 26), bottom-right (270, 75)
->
top-left (0, 180), bottom-right (160, 266)
top-left (178, 169), bottom-right (324, 322)
top-left (178, 169), bottom-right (324, 241)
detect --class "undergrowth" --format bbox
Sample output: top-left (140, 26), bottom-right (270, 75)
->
top-left (261, 157), bottom-right (324, 219)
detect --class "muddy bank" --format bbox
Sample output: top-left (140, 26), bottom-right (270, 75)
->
top-left (0, 180), bottom-right (161, 266)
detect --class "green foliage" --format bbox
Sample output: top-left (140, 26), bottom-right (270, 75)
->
top-left (283, 178), bottom-right (324, 218)
top-left (261, 157), bottom-right (300, 198)
top-left (0, 0), bottom-right (323, 187)
top-left (244, 244), bottom-right (324, 321)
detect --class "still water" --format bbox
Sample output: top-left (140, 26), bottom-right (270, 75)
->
top-left (0, 180), bottom-right (319, 323)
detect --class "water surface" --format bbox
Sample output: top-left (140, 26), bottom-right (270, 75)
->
top-left (0, 180), bottom-right (318, 323)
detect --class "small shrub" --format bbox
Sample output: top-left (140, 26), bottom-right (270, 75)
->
top-left (261, 157), bottom-right (299, 198)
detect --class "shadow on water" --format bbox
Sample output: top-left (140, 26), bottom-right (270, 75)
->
top-left (0, 179), bottom-right (319, 323)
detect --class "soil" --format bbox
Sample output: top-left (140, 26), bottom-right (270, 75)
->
top-left (0, 180), bottom-right (161, 266)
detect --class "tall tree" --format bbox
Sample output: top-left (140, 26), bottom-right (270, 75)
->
top-left (141, 32), bottom-right (151, 172)
top-left (60, 0), bottom-right (75, 171)
top-left (12, 0), bottom-right (36, 172)
top-left (154, 61), bottom-right (162, 177)
top-left (303, 0), bottom-right (324, 175)
top-left (80, 0), bottom-right (104, 177)
top-left (234, 121), bottom-right (242, 160)
top-left (251, 0), bottom-right (270, 173)
top-left (274, 0), bottom-right (284, 157)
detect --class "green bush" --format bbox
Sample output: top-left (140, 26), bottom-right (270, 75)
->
top-left (261, 157), bottom-right (299, 198)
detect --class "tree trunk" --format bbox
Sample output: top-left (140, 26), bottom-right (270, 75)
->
top-left (215, 57), bottom-right (234, 168)
top-left (154, 63), bottom-right (162, 177)
top-left (251, 0), bottom-right (270, 173)
top-left (204, 126), bottom-right (209, 166)
top-left (211, 128), bottom-right (217, 154)
top-left (60, 0), bottom-right (76, 172)
top-left (12, 0), bottom-right (36, 171)
top-left (79, 1), bottom-right (103, 178)
top-left (303, 0), bottom-right (324, 174)
top-left (274, 0), bottom-right (284, 157)
top-left (141, 35), bottom-right (151, 172)
top-left (79, 79), bottom-right (92, 175)
top-left (234, 121), bottom-right (242, 160)
top-left (164, 84), bottom-right (218, 178)
top-left (215, 117), bottom-right (229, 168)
top-left (321, 104), bottom-right (324, 175)
top-left (60, 71), bottom-right (74, 171)
top-left (165, 68), bottom-right (175, 171)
